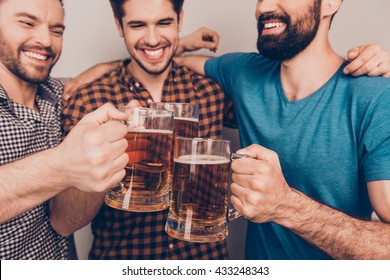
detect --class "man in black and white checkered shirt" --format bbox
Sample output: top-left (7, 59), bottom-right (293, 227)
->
top-left (0, 0), bottom-right (129, 259)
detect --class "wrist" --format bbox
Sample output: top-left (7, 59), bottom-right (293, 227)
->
top-left (273, 187), bottom-right (307, 227)
top-left (175, 44), bottom-right (186, 57)
top-left (49, 145), bottom-right (72, 190)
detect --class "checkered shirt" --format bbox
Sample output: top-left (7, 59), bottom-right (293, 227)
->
top-left (62, 59), bottom-right (236, 259)
top-left (0, 78), bottom-right (75, 259)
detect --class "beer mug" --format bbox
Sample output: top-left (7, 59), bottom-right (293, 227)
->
top-left (105, 107), bottom-right (174, 212)
top-left (165, 137), bottom-right (240, 242)
top-left (150, 102), bottom-right (199, 138)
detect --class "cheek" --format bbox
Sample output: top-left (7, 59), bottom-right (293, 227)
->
top-left (165, 29), bottom-right (180, 44)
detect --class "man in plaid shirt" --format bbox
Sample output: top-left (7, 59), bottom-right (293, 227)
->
top-left (54, 0), bottom-right (237, 260)
top-left (0, 0), bottom-right (129, 259)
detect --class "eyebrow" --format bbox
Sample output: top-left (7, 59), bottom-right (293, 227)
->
top-left (126, 17), bottom-right (175, 26)
top-left (15, 12), bottom-right (65, 30)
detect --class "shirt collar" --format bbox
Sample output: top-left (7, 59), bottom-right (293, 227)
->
top-left (118, 58), bottom-right (179, 91)
top-left (37, 83), bottom-right (59, 107)
top-left (0, 80), bottom-right (59, 111)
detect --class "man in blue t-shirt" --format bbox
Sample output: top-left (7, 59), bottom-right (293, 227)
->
top-left (180, 0), bottom-right (390, 259)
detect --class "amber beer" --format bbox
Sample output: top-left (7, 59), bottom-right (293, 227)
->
top-left (165, 138), bottom-right (232, 242)
top-left (150, 103), bottom-right (199, 138)
top-left (173, 116), bottom-right (198, 138)
top-left (105, 108), bottom-right (174, 212)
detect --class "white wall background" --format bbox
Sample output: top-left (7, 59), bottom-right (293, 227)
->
top-left (52, 0), bottom-right (390, 260)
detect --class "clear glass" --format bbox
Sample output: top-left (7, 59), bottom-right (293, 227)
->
top-left (165, 137), bottom-right (240, 243)
top-left (105, 107), bottom-right (174, 212)
top-left (150, 102), bottom-right (199, 138)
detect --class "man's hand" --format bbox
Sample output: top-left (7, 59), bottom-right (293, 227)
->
top-left (230, 144), bottom-right (292, 224)
top-left (176, 27), bottom-right (220, 56)
top-left (56, 103), bottom-right (129, 192)
top-left (344, 44), bottom-right (390, 77)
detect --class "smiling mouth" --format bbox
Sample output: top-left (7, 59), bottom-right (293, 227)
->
top-left (141, 47), bottom-right (166, 60)
top-left (23, 51), bottom-right (50, 61)
top-left (263, 22), bottom-right (285, 30)
top-left (260, 20), bottom-right (287, 36)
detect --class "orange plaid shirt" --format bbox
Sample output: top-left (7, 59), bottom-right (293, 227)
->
top-left (62, 59), bottom-right (236, 259)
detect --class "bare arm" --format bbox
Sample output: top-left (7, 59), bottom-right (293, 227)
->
top-left (230, 145), bottom-right (390, 260)
top-left (176, 27), bottom-right (219, 56)
top-left (63, 61), bottom-right (121, 101)
top-left (368, 180), bottom-right (390, 222)
top-left (0, 104), bottom-right (128, 224)
top-left (174, 55), bottom-right (211, 76)
top-left (0, 147), bottom-right (68, 224)
top-left (49, 190), bottom-right (104, 237)
top-left (49, 100), bottom-right (141, 236)
top-left (277, 186), bottom-right (390, 259)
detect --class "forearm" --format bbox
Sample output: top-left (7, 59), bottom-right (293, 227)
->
top-left (174, 55), bottom-right (210, 76)
top-left (279, 189), bottom-right (390, 259)
top-left (49, 189), bottom-right (105, 237)
top-left (0, 147), bottom-right (66, 224)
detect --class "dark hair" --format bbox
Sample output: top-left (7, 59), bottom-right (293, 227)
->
top-left (109, 0), bottom-right (184, 27)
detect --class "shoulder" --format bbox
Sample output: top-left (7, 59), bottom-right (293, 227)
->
top-left (177, 64), bottom-right (223, 92)
top-left (205, 52), bottom-right (278, 80)
top-left (342, 75), bottom-right (390, 101)
top-left (207, 52), bottom-right (271, 67)
top-left (77, 67), bottom-right (121, 95)
top-left (66, 66), bottom-right (125, 111)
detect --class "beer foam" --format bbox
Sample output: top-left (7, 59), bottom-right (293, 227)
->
top-left (175, 155), bottom-right (230, 164)
top-left (127, 128), bottom-right (173, 134)
top-left (174, 117), bottom-right (198, 122)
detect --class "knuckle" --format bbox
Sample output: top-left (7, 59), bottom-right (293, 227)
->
top-left (361, 51), bottom-right (374, 61)
top-left (382, 61), bottom-right (390, 71)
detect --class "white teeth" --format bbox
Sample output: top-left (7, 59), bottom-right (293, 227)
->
top-left (24, 51), bottom-right (48, 61)
top-left (264, 22), bottom-right (284, 29)
top-left (144, 48), bottom-right (163, 57)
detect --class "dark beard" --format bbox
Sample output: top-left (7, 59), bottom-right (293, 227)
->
top-left (132, 54), bottom-right (174, 76)
top-left (256, 1), bottom-right (321, 61)
top-left (0, 40), bottom-right (54, 84)
top-left (7, 60), bottom-right (52, 84)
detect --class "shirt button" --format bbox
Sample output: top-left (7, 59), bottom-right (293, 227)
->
top-left (129, 86), bottom-right (133, 92)
top-left (135, 82), bottom-right (140, 88)
top-left (147, 99), bottom-right (153, 105)
top-left (169, 243), bottom-right (174, 249)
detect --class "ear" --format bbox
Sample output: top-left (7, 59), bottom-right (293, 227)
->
top-left (178, 9), bottom-right (184, 32)
top-left (322, 0), bottom-right (342, 17)
top-left (114, 17), bottom-right (125, 38)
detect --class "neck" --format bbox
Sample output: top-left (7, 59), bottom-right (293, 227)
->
top-left (0, 64), bottom-right (38, 110)
top-left (128, 61), bottom-right (172, 102)
top-left (279, 29), bottom-right (345, 102)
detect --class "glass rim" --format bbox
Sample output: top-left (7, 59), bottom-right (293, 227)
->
top-left (150, 102), bottom-right (199, 107)
top-left (174, 137), bottom-right (231, 144)
top-left (119, 106), bottom-right (174, 116)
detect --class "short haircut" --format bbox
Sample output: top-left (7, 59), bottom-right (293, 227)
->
top-left (109, 0), bottom-right (184, 27)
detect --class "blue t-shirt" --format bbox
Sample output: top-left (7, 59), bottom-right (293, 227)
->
top-left (205, 53), bottom-right (390, 260)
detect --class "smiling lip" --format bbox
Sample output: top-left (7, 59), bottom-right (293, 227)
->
top-left (23, 50), bottom-right (51, 63)
top-left (261, 20), bottom-right (286, 36)
top-left (141, 47), bottom-right (166, 60)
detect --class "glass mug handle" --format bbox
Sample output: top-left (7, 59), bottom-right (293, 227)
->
top-left (228, 207), bottom-right (241, 221)
top-left (227, 152), bottom-right (253, 221)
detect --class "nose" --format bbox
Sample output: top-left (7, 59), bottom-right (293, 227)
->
top-left (145, 26), bottom-right (161, 47)
top-left (33, 26), bottom-right (52, 48)
top-left (255, 0), bottom-right (278, 19)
